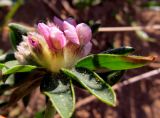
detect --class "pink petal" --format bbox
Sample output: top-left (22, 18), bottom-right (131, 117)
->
top-left (63, 21), bottom-right (79, 45)
top-left (53, 16), bottom-right (63, 30)
top-left (28, 36), bottom-right (39, 47)
top-left (37, 23), bottom-right (49, 39)
top-left (50, 27), bottom-right (67, 49)
top-left (76, 23), bottom-right (92, 45)
top-left (37, 23), bottom-right (54, 50)
top-left (80, 42), bottom-right (92, 57)
top-left (65, 17), bottom-right (77, 26)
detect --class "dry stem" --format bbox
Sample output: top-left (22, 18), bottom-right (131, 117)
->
top-left (98, 25), bottom-right (160, 32)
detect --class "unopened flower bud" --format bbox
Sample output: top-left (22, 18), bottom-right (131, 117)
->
top-left (28, 35), bottom-right (42, 54)
top-left (65, 17), bottom-right (77, 26)
top-left (15, 17), bottom-right (93, 73)
top-left (76, 23), bottom-right (92, 45)
top-left (37, 23), bottom-right (54, 50)
top-left (49, 27), bottom-right (67, 49)
top-left (53, 16), bottom-right (63, 30)
top-left (63, 21), bottom-right (80, 45)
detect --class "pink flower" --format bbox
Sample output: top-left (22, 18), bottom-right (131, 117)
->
top-left (15, 17), bottom-right (92, 72)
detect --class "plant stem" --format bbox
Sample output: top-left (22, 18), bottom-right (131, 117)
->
top-left (44, 100), bottom-right (56, 118)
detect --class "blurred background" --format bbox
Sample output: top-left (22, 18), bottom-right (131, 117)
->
top-left (0, 0), bottom-right (160, 118)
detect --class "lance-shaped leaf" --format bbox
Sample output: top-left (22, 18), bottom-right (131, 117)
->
top-left (98, 47), bottom-right (134, 85)
top-left (8, 23), bottom-right (34, 49)
top-left (0, 63), bottom-right (5, 69)
top-left (103, 46), bottom-right (135, 55)
top-left (98, 70), bottom-right (125, 86)
top-left (76, 54), bottom-right (154, 71)
top-left (61, 68), bottom-right (116, 106)
top-left (0, 52), bottom-right (15, 63)
top-left (41, 73), bottom-right (75, 118)
top-left (2, 65), bottom-right (37, 75)
top-left (1, 60), bottom-right (37, 75)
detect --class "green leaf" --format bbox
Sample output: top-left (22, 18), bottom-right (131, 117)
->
top-left (8, 23), bottom-right (34, 49)
top-left (103, 46), bottom-right (135, 55)
top-left (76, 54), bottom-right (154, 71)
top-left (61, 68), bottom-right (116, 106)
top-left (2, 64), bottom-right (37, 75)
top-left (41, 73), bottom-right (75, 118)
top-left (0, 52), bottom-right (15, 63)
top-left (0, 63), bottom-right (5, 69)
top-left (0, 74), bottom-right (24, 94)
top-left (44, 101), bottom-right (56, 118)
top-left (98, 70), bottom-right (125, 86)
top-left (4, 60), bottom-right (19, 68)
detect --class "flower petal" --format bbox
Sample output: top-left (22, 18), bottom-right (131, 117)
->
top-left (50, 27), bottom-right (67, 49)
top-left (53, 16), bottom-right (63, 30)
top-left (65, 17), bottom-right (77, 26)
top-left (63, 21), bottom-right (79, 45)
top-left (80, 42), bottom-right (92, 57)
top-left (76, 23), bottom-right (92, 45)
top-left (37, 23), bottom-right (49, 39)
top-left (37, 23), bottom-right (55, 50)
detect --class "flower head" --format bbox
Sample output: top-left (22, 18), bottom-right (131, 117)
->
top-left (15, 17), bottom-right (92, 72)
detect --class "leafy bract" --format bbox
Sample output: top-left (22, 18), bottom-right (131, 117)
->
top-left (1, 60), bottom-right (37, 75)
top-left (8, 23), bottom-right (34, 49)
top-left (3, 65), bottom-right (37, 75)
top-left (41, 74), bottom-right (75, 118)
top-left (61, 68), bottom-right (116, 106)
top-left (0, 52), bottom-right (15, 63)
top-left (0, 63), bottom-right (5, 69)
top-left (98, 70), bottom-right (125, 86)
top-left (103, 46), bottom-right (135, 55)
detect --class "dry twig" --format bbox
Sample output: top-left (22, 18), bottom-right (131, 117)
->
top-left (98, 25), bottom-right (160, 32)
